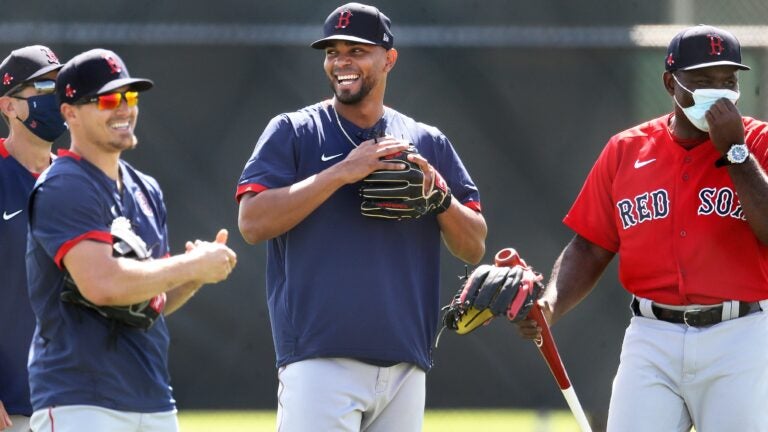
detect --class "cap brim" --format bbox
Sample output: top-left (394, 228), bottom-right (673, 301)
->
top-left (96, 77), bottom-right (154, 95)
top-left (310, 35), bottom-right (379, 49)
top-left (682, 60), bottom-right (751, 71)
top-left (26, 63), bottom-right (64, 81)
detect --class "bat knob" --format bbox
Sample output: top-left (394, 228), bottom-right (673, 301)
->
top-left (494, 248), bottom-right (521, 267)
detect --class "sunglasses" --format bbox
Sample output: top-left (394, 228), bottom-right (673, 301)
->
top-left (78, 91), bottom-right (139, 110)
top-left (8, 79), bottom-right (56, 98)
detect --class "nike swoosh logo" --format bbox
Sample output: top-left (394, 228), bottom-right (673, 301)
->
top-left (321, 153), bottom-right (344, 162)
top-left (634, 158), bottom-right (656, 169)
top-left (3, 209), bottom-right (23, 220)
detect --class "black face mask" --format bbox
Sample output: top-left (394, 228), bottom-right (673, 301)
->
top-left (16, 93), bottom-right (67, 142)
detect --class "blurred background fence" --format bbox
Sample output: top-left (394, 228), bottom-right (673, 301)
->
top-left (3, 0), bottom-right (768, 429)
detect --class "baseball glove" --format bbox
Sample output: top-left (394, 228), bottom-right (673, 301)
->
top-left (441, 263), bottom-right (543, 335)
top-left (360, 146), bottom-right (452, 220)
top-left (60, 216), bottom-right (166, 331)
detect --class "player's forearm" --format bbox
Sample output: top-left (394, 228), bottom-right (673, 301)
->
top-left (438, 201), bottom-right (487, 264)
top-left (728, 156), bottom-right (768, 245)
top-left (543, 234), bottom-right (614, 325)
top-left (238, 170), bottom-right (347, 244)
top-left (163, 281), bottom-right (204, 316)
top-left (74, 253), bottom-right (210, 306)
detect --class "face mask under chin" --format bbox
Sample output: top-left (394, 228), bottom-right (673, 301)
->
top-left (672, 74), bottom-right (740, 132)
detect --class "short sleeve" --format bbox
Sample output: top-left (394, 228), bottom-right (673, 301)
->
top-left (562, 138), bottom-right (621, 253)
top-left (29, 174), bottom-right (112, 268)
top-left (432, 134), bottom-right (481, 211)
top-left (236, 114), bottom-right (298, 201)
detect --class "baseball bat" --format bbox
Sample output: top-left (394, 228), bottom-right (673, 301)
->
top-left (494, 248), bottom-right (593, 432)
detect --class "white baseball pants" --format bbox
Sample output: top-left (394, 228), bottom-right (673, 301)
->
top-left (608, 309), bottom-right (768, 431)
top-left (276, 357), bottom-right (425, 432)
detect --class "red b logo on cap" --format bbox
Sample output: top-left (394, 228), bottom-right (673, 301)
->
top-left (707, 33), bottom-right (725, 56)
top-left (102, 54), bottom-right (122, 74)
top-left (41, 47), bottom-right (59, 65)
top-left (335, 10), bottom-right (352, 29)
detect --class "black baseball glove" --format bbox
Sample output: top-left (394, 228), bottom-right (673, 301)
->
top-left (360, 146), bottom-right (452, 220)
top-left (441, 264), bottom-right (544, 335)
top-left (60, 216), bottom-right (166, 331)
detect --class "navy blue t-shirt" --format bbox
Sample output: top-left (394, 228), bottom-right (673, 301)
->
top-left (26, 150), bottom-right (175, 412)
top-left (0, 139), bottom-right (37, 416)
top-left (237, 101), bottom-right (481, 371)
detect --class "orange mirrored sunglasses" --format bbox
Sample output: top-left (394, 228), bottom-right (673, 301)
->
top-left (79, 91), bottom-right (139, 110)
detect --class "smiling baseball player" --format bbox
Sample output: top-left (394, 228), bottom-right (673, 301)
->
top-left (516, 25), bottom-right (768, 431)
top-left (236, 3), bottom-right (486, 431)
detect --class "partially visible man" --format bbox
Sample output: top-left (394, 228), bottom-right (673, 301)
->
top-left (0, 45), bottom-right (65, 432)
top-left (26, 48), bottom-right (237, 432)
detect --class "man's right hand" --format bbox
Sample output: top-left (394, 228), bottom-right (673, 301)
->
top-left (515, 299), bottom-right (553, 340)
top-left (331, 137), bottom-right (411, 184)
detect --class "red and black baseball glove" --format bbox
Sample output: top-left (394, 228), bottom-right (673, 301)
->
top-left (441, 263), bottom-right (544, 335)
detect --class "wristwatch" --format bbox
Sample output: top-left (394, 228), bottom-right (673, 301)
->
top-left (715, 143), bottom-right (750, 167)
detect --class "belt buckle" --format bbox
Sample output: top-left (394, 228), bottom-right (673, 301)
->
top-left (683, 309), bottom-right (702, 326)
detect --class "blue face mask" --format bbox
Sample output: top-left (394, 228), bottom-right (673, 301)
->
top-left (673, 74), bottom-right (739, 132)
top-left (17, 93), bottom-right (67, 142)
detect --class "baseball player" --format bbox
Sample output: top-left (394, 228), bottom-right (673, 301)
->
top-left (517, 25), bottom-right (768, 431)
top-left (236, 3), bottom-right (487, 431)
top-left (0, 45), bottom-right (65, 432)
top-left (26, 49), bottom-right (237, 432)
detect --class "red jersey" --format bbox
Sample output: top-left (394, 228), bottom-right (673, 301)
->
top-left (564, 113), bottom-right (768, 305)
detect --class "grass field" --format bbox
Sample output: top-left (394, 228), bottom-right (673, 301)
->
top-left (177, 409), bottom-right (586, 431)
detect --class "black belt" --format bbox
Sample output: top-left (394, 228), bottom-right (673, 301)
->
top-left (630, 297), bottom-right (763, 327)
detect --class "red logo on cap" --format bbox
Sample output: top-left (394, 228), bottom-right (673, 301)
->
top-left (2, 73), bottom-right (13, 86)
top-left (41, 47), bottom-right (59, 65)
top-left (102, 54), bottom-right (122, 74)
top-left (666, 53), bottom-right (675, 67)
top-left (65, 84), bottom-right (76, 98)
top-left (707, 33), bottom-right (725, 56)
top-left (335, 9), bottom-right (353, 29)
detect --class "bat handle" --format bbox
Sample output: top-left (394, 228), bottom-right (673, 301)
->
top-left (495, 247), bottom-right (590, 431)
top-left (494, 248), bottom-right (572, 390)
top-left (528, 303), bottom-right (572, 390)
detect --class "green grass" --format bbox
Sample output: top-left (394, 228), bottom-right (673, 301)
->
top-left (178, 409), bottom-right (585, 432)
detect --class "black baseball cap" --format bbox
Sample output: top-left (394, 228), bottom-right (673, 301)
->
top-left (0, 45), bottom-right (63, 96)
top-left (56, 48), bottom-right (153, 105)
top-left (311, 2), bottom-right (394, 50)
top-left (665, 25), bottom-right (750, 72)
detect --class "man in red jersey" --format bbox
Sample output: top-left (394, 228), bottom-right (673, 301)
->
top-left (517, 25), bottom-right (768, 431)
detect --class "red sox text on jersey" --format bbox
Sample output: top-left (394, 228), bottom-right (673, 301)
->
top-left (616, 186), bottom-right (745, 230)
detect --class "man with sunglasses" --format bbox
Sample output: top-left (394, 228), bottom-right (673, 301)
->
top-left (516, 25), bottom-right (768, 431)
top-left (237, 3), bottom-right (486, 431)
top-left (0, 45), bottom-right (65, 432)
top-left (25, 48), bottom-right (237, 432)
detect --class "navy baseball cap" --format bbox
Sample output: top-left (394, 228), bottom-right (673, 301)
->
top-left (56, 48), bottom-right (153, 105)
top-left (665, 25), bottom-right (750, 72)
top-left (0, 45), bottom-right (63, 96)
top-left (311, 3), bottom-right (394, 50)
